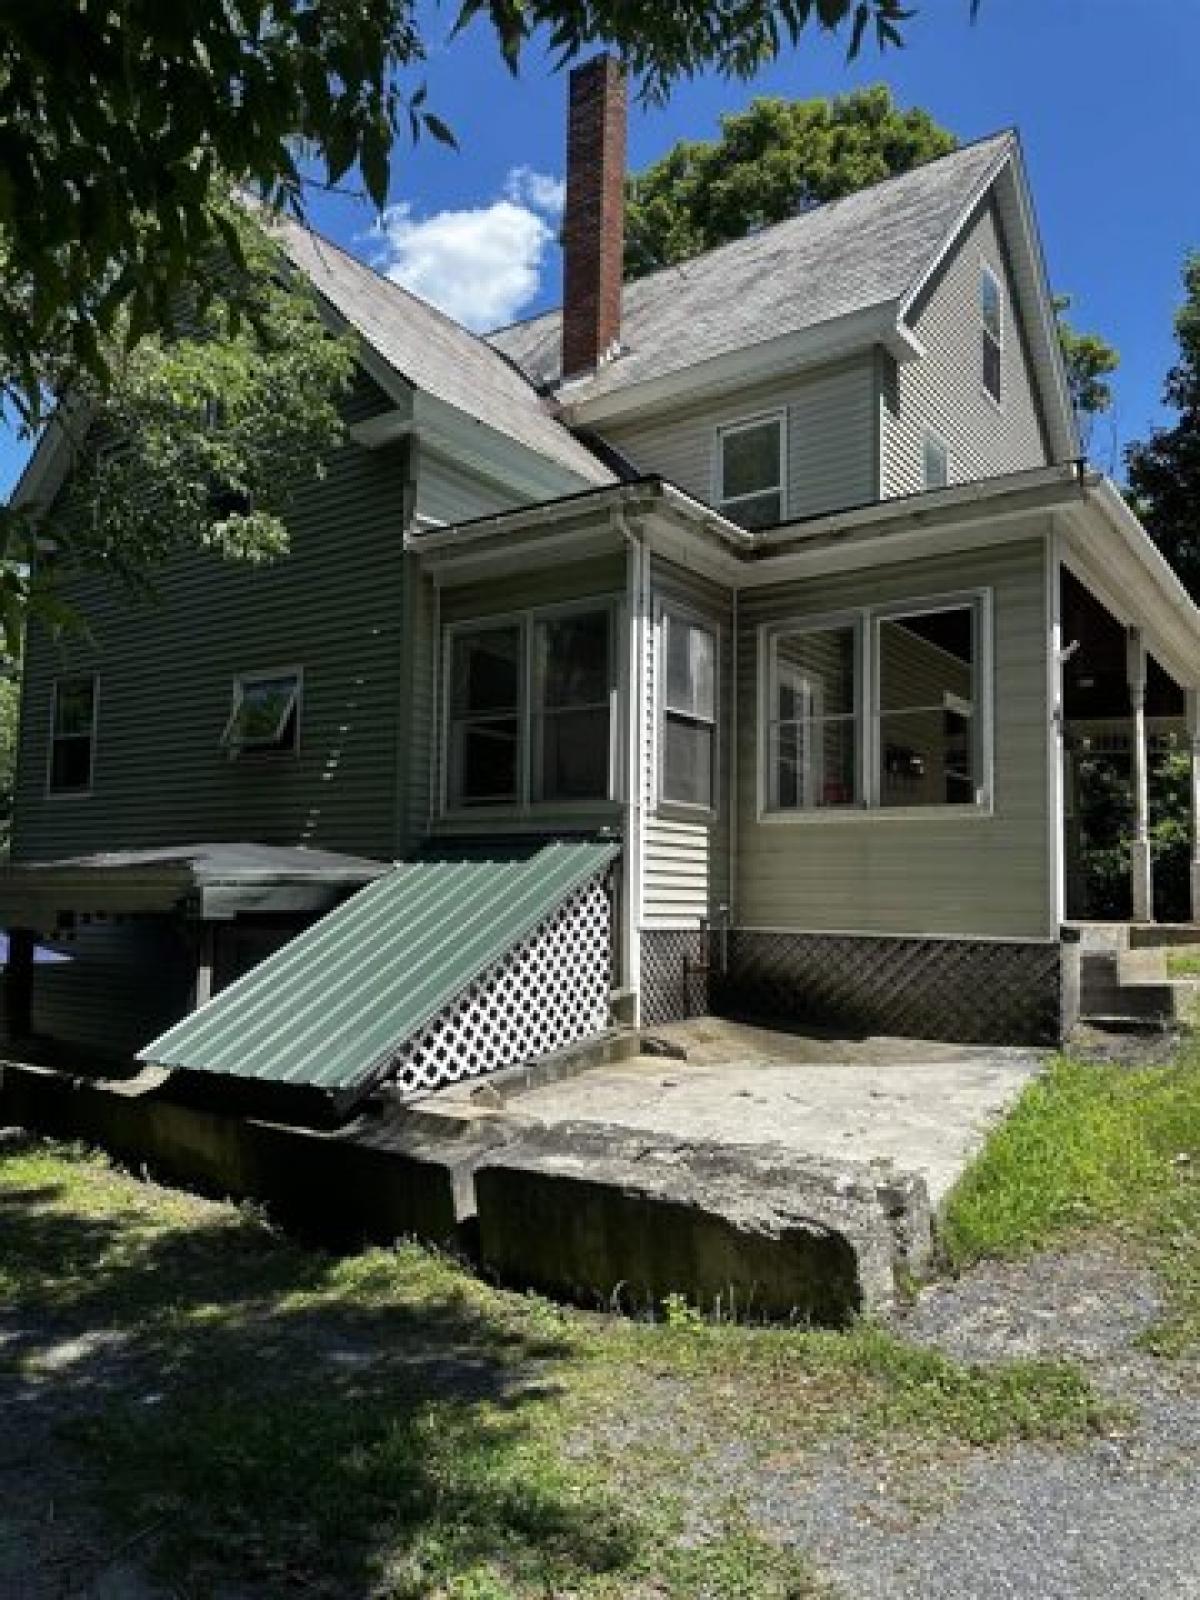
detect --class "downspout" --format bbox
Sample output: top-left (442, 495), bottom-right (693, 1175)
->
top-left (616, 509), bottom-right (644, 1020)
top-left (727, 584), bottom-right (739, 937)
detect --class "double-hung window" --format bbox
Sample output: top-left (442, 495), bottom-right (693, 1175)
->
top-left (924, 431), bottom-right (949, 490)
top-left (447, 626), bottom-right (522, 806)
top-left (48, 675), bottom-right (97, 794)
top-left (762, 593), bottom-right (988, 816)
top-left (980, 263), bottom-right (1003, 405)
top-left (660, 611), bottom-right (717, 810)
top-left (445, 602), bottom-right (617, 811)
top-left (222, 669), bottom-right (301, 755)
top-left (716, 412), bottom-right (786, 529)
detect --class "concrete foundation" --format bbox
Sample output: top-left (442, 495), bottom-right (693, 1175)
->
top-left (475, 1122), bottom-right (929, 1321)
top-left (0, 1059), bottom-right (501, 1248)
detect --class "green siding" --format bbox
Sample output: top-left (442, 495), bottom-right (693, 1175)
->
top-left (735, 538), bottom-right (1052, 938)
top-left (882, 199), bottom-right (1051, 497)
top-left (13, 376), bottom-right (414, 864)
top-left (602, 358), bottom-right (878, 522)
top-left (139, 840), bottom-right (618, 1099)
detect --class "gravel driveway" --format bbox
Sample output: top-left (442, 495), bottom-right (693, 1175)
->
top-left (742, 1247), bottom-right (1200, 1599)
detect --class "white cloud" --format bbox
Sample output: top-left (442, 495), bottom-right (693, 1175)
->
top-left (371, 166), bottom-right (564, 333)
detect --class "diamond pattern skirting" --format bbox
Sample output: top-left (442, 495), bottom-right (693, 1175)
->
top-left (712, 930), bottom-right (1065, 1046)
top-left (388, 875), bottom-right (613, 1097)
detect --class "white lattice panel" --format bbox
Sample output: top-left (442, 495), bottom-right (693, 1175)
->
top-left (388, 876), bottom-right (612, 1098)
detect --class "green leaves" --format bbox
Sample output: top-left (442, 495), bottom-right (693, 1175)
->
top-left (624, 87), bottom-right (957, 280)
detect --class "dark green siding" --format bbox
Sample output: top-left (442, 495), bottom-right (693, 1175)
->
top-left (12, 376), bottom-right (415, 863)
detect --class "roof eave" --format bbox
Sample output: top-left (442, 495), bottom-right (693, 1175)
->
top-left (560, 304), bottom-right (920, 428)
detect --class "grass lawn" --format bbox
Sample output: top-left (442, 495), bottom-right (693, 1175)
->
top-left (941, 1043), bottom-right (1200, 1353)
top-left (0, 1138), bottom-right (1115, 1600)
top-left (1166, 947), bottom-right (1200, 979)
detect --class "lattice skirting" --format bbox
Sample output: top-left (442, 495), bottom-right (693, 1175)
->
top-left (640, 929), bottom-right (713, 1026)
top-left (388, 875), bottom-right (613, 1098)
top-left (712, 930), bottom-right (1066, 1046)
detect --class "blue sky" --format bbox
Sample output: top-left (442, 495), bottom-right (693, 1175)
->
top-left (3, 0), bottom-right (1197, 493)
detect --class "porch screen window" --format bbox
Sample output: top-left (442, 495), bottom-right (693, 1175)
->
top-left (981, 264), bottom-right (1003, 404)
top-left (717, 413), bottom-right (785, 529)
top-left (48, 675), bottom-right (96, 793)
top-left (876, 605), bottom-right (977, 808)
top-left (767, 625), bottom-right (858, 810)
top-left (222, 671), bottom-right (300, 754)
top-left (448, 625), bottom-right (521, 806)
top-left (661, 613), bottom-right (716, 809)
top-left (533, 610), bottom-right (612, 802)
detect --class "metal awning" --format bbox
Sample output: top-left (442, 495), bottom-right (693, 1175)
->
top-left (138, 840), bottom-right (619, 1110)
top-left (0, 843), bottom-right (390, 929)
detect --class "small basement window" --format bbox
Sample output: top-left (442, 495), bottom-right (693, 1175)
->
top-left (716, 412), bottom-right (785, 529)
top-left (48, 675), bottom-right (97, 793)
top-left (660, 610), bottom-right (717, 810)
top-left (980, 263), bottom-right (1003, 405)
top-left (222, 669), bottom-right (301, 755)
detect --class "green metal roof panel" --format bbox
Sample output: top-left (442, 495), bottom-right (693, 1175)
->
top-left (138, 840), bottom-right (619, 1100)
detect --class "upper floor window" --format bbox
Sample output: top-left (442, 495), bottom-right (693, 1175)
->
top-left (48, 675), bottom-right (97, 794)
top-left (716, 412), bottom-right (785, 529)
top-left (980, 263), bottom-right (1003, 405)
top-left (445, 602), bottom-right (617, 812)
top-left (924, 431), bottom-right (949, 490)
top-left (660, 610), bottom-right (717, 811)
top-left (761, 593), bottom-right (990, 817)
top-left (222, 669), bottom-right (301, 756)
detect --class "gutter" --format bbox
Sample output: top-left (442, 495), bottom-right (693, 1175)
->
top-left (1084, 474), bottom-right (1200, 661)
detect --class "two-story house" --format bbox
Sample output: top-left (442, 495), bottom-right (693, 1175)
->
top-left (4, 57), bottom-right (1199, 1114)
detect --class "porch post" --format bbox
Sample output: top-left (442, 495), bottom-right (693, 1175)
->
top-left (1187, 688), bottom-right (1200, 924)
top-left (1127, 626), bottom-right (1153, 922)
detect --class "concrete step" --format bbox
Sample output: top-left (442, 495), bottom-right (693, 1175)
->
top-left (1079, 949), bottom-right (1193, 1024)
top-left (1128, 924), bottom-right (1200, 950)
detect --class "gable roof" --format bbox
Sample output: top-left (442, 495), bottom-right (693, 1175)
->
top-left (487, 130), bottom-right (1075, 461)
top-left (273, 216), bottom-right (615, 487)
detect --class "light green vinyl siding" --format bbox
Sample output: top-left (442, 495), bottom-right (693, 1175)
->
top-left (882, 200), bottom-right (1051, 498)
top-left (416, 449), bottom-right (523, 525)
top-left (12, 374), bottom-right (413, 864)
top-left (601, 357), bottom-right (877, 522)
top-left (736, 537), bottom-right (1052, 937)
top-left (643, 558), bottom-right (732, 926)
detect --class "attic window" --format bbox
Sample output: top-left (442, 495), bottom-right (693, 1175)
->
top-left (716, 412), bottom-right (785, 529)
top-left (980, 263), bottom-right (1003, 405)
top-left (222, 669), bottom-right (301, 755)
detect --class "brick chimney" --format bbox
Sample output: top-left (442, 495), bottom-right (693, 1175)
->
top-left (561, 54), bottom-right (627, 380)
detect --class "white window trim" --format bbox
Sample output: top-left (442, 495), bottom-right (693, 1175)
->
top-left (923, 428), bottom-right (950, 491)
top-left (757, 588), bottom-right (994, 824)
top-left (46, 673), bottom-right (99, 799)
top-left (222, 665), bottom-right (303, 758)
top-left (980, 257), bottom-right (1004, 412)
top-left (439, 596), bottom-right (625, 821)
top-left (713, 409), bottom-right (788, 523)
top-left (654, 599), bottom-right (720, 821)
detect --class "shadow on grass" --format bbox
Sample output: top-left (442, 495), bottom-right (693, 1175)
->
top-left (0, 1143), bottom-right (651, 1598)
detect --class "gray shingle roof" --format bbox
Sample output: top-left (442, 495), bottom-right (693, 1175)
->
top-left (487, 134), bottom-right (1013, 401)
top-left (274, 217), bottom-right (615, 486)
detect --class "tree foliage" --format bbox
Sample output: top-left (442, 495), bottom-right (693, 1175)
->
top-left (0, 0), bottom-right (917, 435)
top-left (1053, 294), bottom-right (1119, 454)
top-left (1126, 252), bottom-right (1200, 597)
top-left (625, 87), bottom-right (956, 278)
top-left (3, 206), bottom-right (356, 654)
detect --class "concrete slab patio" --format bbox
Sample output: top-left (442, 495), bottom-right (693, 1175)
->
top-left (477, 1018), bottom-right (1044, 1210)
